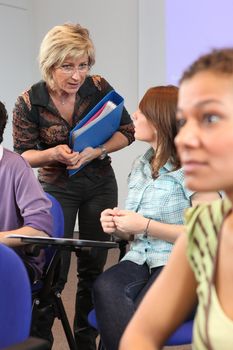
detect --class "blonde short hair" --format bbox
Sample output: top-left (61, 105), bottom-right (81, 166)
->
top-left (39, 23), bottom-right (95, 88)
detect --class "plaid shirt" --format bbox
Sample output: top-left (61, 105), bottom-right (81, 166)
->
top-left (122, 147), bottom-right (193, 269)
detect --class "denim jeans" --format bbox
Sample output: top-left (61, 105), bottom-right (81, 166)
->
top-left (36, 168), bottom-right (118, 350)
top-left (93, 260), bottom-right (163, 350)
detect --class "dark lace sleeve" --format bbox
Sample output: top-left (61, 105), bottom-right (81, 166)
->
top-left (13, 93), bottom-right (40, 154)
top-left (118, 123), bottom-right (135, 145)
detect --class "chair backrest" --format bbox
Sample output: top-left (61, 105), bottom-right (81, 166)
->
top-left (88, 306), bottom-right (193, 349)
top-left (31, 193), bottom-right (77, 349)
top-left (44, 193), bottom-right (64, 264)
top-left (0, 244), bottom-right (32, 349)
top-left (165, 319), bottom-right (193, 346)
top-left (31, 193), bottom-right (64, 294)
top-left (45, 193), bottom-right (64, 239)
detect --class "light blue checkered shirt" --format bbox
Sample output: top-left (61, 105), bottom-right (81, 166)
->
top-left (121, 148), bottom-right (192, 269)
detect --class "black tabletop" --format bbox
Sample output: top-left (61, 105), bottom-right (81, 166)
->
top-left (7, 235), bottom-right (118, 249)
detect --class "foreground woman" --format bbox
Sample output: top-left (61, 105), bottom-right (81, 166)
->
top-left (120, 48), bottom-right (233, 350)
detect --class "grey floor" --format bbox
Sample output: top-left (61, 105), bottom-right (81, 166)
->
top-left (52, 248), bottom-right (191, 350)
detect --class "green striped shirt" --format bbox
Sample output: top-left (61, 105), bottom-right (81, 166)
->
top-left (186, 198), bottom-right (233, 349)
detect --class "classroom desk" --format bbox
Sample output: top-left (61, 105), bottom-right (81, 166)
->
top-left (7, 235), bottom-right (118, 350)
top-left (7, 234), bottom-right (118, 252)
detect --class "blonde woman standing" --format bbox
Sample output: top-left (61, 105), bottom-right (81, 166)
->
top-left (13, 23), bottom-right (134, 349)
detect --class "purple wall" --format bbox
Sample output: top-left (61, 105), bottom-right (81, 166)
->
top-left (165, 0), bottom-right (233, 84)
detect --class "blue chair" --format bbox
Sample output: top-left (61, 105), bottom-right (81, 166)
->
top-left (31, 193), bottom-right (118, 350)
top-left (88, 237), bottom-right (193, 349)
top-left (45, 193), bottom-right (64, 239)
top-left (165, 319), bottom-right (193, 345)
top-left (31, 193), bottom-right (77, 350)
top-left (0, 244), bottom-right (50, 350)
top-left (0, 243), bottom-right (32, 348)
top-left (88, 310), bottom-right (193, 348)
top-left (31, 192), bottom-right (64, 298)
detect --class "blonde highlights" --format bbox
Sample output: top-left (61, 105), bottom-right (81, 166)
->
top-left (39, 23), bottom-right (95, 88)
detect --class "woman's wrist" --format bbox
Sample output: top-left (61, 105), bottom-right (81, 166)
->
top-left (49, 147), bottom-right (57, 162)
top-left (97, 144), bottom-right (108, 160)
top-left (143, 218), bottom-right (151, 238)
top-left (95, 146), bottom-right (103, 159)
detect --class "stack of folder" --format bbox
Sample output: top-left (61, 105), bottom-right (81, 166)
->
top-left (69, 90), bottom-right (124, 175)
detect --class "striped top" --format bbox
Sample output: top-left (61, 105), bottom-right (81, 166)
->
top-left (121, 147), bottom-right (193, 269)
top-left (185, 198), bottom-right (233, 350)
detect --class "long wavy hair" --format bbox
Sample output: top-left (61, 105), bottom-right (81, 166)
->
top-left (139, 85), bottom-right (180, 176)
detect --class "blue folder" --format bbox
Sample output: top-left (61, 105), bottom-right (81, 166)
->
top-left (69, 90), bottom-right (124, 176)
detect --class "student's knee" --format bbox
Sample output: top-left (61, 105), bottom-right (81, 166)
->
top-left (92, 270), bottom-right (115, 303)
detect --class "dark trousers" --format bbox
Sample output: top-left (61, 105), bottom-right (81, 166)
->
top-left (32, 169), bottom-right (117, 350)
top-left (93, 260), bottom-right (164, 350)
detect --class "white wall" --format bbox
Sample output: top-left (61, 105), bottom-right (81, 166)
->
top-left (138, 0), bottom-right (166, 99)
top-left (31, 0), bottom-right (138, 109)
top-left (0, 0), bottom-right (34, 149)
top-left (0, 0), bottom-right (166, 207)
top-left (30, 0), bottom-right (144, 207)
top-left (2, 0), bottom-right (233, 210)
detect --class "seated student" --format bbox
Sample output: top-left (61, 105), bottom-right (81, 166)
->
top-left (119, 48), bottom-right (233, 350)
top-left (0, 101), bottom-right (52, 282)
top-left (92, 85), bottom-right (217, 350)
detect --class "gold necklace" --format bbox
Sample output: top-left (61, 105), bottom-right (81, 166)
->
top-left (50, 91), bottom-right (67, 105)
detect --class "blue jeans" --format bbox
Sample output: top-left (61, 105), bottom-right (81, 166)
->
top-left (93, 260), bottom-right (163, 350)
